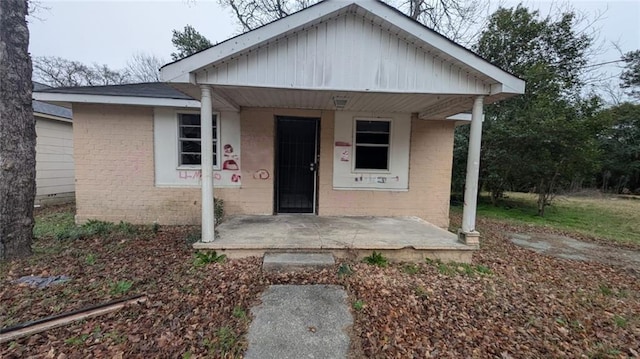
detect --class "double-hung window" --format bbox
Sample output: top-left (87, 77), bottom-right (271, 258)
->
top-left (354, 119), bottom-right (391, 170)
top-left (178, 113), bottom-right (218, 167)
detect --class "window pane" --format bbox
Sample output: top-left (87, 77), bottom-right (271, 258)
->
top-left (178, 113), bottom-right (218, 166)
top-left (181, 153), bottom-right (201, 165)
top-left (356, 132), bottom-right (389, 144)
top-left (180, 126), bottom-right (201, 139)
top-left (355, 145), bottom-right (389, 170)
top-left (181, 140), bottom-right (201, 153)
top-left (356, 120), bottom-right (389, 133)
top-left (180, 113), bottom-right (200, 126)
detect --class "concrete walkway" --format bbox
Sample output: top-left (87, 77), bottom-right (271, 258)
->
top-left (245, 285), bottom-right (353, 359)
top-left (509, 232), bottom-right (640, 273)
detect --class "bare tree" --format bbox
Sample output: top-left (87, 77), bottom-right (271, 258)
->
top-left (219, 0), bottom-right (491, 45)
top-left (0, 0), bottom-right (36, 260)
top-left (219, 0), bottom-right (316, 32)
top-left (127, 52), bottom-right (164, 82)
top-left (33, 56), bottom-right (131, 87)
top-left (390, 0), bottom-right (489, 45)
top-left (90, 64), bottom-right (130, 85)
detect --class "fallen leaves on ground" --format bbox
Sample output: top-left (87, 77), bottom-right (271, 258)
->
top-left (1, 210), bottom-right (638, 358)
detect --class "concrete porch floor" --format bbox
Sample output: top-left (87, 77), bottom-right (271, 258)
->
top-left (194, 215), bottom-right (478, 263)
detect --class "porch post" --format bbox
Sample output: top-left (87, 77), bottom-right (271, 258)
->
top-left (460, 95), bottom-right (484, 245)
top-left (200, 85), bottom-right (215, 242)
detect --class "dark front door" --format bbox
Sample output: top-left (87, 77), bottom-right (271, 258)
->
top-left (275, 116), bottom-right (319, 213)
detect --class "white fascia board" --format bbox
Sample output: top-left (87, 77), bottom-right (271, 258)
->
top-left (34, 112), bottom-right (73, 123)
top-left (358, 1), bottom-right (525, 95)
top-left (446, 113), bottom-right (472, 122)
top-left (160, 0), bottom-right (350, 82)
top-left (446, 113), bottom-right (486, 127)
top-left (33, 92), bottom-right (201, 108)
top-left (445, 113), bottom-right (486, 121)
top-left (490, 82), bottom-right (525, 95)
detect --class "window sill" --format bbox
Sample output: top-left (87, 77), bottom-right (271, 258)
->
top-left (176, 166), bottom-right (222, 171)
top-left (352, 169), bottom-right (392, 174)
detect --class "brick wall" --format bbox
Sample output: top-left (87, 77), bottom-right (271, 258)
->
top-left (318, 115), bottom-right (454, 229)
top-left (73, 104), bottom-right (275, 224)
top-left (74, 104), bottom-right (454, 228)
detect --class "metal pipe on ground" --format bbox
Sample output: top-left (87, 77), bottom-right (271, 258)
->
top-left (0, 295), bottom-right (147, 343)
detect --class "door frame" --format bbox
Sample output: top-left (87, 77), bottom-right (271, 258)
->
top-left (274, 116), bottom-right (320, 214)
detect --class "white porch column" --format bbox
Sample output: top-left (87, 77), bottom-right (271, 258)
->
top-left (460, 95), bottom-right (484, 245)
top-left (200, 85), bottom-right (215, 242)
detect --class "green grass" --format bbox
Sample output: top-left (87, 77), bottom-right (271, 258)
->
top-left (193, 251), bottom-right (226, 267)
top-left (109, 280), bottom-right (133, 295)
top-left (427, 259), bottom-right (493, 277)
top-left (337, 263), bottom-right (353, 277)
top-left (362, 251), bottom-right (389, 267)
top-left (612, 315), bottom-right (628, 328)
top-left (33, 207), bottom-right (153, 241)
top-left (203, 326), bottom-right (241, 357)
top-left (452, 192), bottom-right (640, 244)
top-left (33, 211), bottom-right (75, 239)
top-left (232, 306), bottom-right (247, 319)
top-left (402, 263), bottom-right (419, 274)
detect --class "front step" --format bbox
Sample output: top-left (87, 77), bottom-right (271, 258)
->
top-left (262, 252), bottom-right (335, 272)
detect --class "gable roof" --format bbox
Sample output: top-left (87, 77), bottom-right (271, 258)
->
top-left (33, 82), bottom-right (200, 109)
top-left (160, 0), bottom-right (524, 95)
top-left (37, 82), bottom-right (194, 100)
top-left (33, 82), bottom-right (72, 120)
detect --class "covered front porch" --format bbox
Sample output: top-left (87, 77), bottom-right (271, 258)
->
top-left (194, 215), bottom-right (477, 263)
top-left (160, 0), bottom-right (526, 255)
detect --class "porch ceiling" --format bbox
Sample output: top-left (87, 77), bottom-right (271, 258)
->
top-left (172, 84), bottom-right (487, 119)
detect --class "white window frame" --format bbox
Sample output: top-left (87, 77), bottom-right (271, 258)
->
top-left (352, 117), bottom-right (393, 173)
top-left (176, 110), bottom-right (221, 170)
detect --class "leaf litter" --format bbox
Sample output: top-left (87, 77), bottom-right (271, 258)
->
top-left (1, 211), bottom-right (638, 358)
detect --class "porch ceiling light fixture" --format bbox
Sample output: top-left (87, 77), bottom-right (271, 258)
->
top-left (333, 96), bottom-right (349, 110)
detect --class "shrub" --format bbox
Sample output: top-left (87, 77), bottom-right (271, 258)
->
top-left (363, 251), bottom-right (388, 267)
top-left (82, 220), bottom-right (115, 237)
top-left (193, 251), bottom-right (226, 267)
top-left (337, 263), bottom-right (353, 277)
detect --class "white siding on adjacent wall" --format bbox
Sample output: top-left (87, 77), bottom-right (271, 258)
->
top-left (35, 117), bottom-right (75, 204)
top-left (202, 12), bottom-right (490, 95)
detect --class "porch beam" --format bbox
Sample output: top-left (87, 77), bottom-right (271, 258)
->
top-left (211, 88), bottom-right (240, 112)
top-left (459, 95), bottom-right (484, 245)
top-left (418, 97), bottom-right (472, 119)
top-left (200, 85), bottom-right (215, 242)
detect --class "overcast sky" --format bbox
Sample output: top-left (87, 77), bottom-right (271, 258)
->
top-left (28, 0), bottom-right (640, 91)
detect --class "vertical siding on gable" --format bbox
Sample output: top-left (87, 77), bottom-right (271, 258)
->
top-left (204, 13), bottom-right (489, 95)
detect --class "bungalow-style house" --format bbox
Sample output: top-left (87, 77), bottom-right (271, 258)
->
top-left (33, 82), bottom-right (75, 205)
top-left (34, 0), bottom-right (524, 261)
